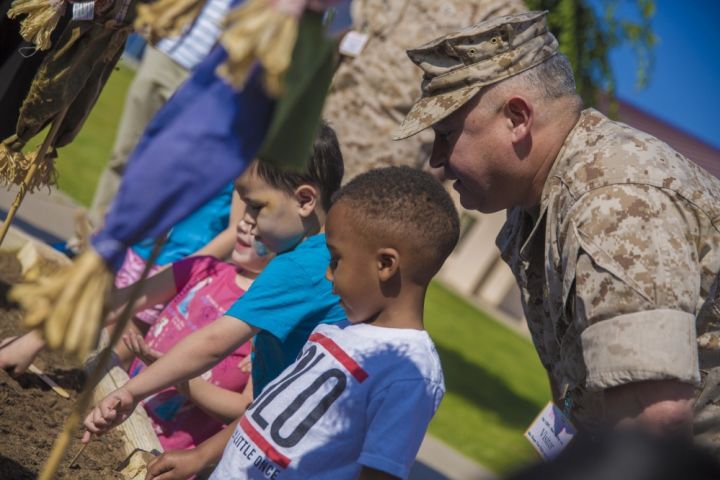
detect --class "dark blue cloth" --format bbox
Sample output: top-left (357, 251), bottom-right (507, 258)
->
top-left (92, 45), bottom-right (274, 270)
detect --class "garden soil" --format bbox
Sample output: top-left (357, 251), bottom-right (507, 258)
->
top-left (0, 252), bottom-right (126, 479)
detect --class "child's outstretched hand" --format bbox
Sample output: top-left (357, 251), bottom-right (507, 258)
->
top-left (145, 448), bottom-right (207, 480)
top-left (0, 331), bottom-right (46, 375)
top-left (82, 387), bottom-right (137, 441)
top-left (123, 331), bottom-right (163, 365)
top-left (237, 354), bottom-right (252, 373)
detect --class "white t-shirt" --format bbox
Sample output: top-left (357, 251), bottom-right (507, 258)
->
top-left (210, 321), bottom-right (445, 480)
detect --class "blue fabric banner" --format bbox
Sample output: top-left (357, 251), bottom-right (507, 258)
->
top-left (92, 45), bottom-right (274, 270)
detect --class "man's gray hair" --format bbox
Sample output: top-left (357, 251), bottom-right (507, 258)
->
top-left (498, 53), bottom-right (578, 100)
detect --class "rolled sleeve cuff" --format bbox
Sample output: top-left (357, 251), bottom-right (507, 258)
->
top-left (581, 310), bottom-right (700, 391)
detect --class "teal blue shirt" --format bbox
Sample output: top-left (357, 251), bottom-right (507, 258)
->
top-left (132, 183), bottom-right (233, 265)
top-left (224, 234), bottom-right (346, 395)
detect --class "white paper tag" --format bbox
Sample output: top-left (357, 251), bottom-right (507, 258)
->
top-left (524, 402), bottom-right (576, 461)
top-left (339, 31), bottom-right (370, 57)
top-left (72, 1), bottom-right (95, 20)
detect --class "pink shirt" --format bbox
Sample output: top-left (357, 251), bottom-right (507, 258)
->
top-left (128, 256), bottom-right (251, 451)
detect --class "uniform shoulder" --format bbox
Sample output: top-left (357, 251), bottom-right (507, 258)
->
top-left (552, 109), bottom-right (720, 220)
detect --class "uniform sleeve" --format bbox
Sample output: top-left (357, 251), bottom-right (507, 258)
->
top-left (358, 379), bottom-right (444, 479)
top-left (566, 184), bottom-right (701, 391)
top-left (224, 255), bottom-right (321, 341)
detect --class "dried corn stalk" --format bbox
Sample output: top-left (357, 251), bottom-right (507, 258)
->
top-left (135, 0), bottom-right (207, 44)
top-left (8, 0), bottom-right (66, 51)
top-left (10, 250), bottom-right (112, 360)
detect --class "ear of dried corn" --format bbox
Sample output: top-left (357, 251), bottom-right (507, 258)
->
top-left (217, 0), bottom-right (299, 96)
top-left (135, 0), bottom-right (207, 44)
top-left (0, 143), bottom-right (58, 193)
top-left (7, 0), bottom-right (66, 51)
top-left (10, 249), bottom-right (112, 360)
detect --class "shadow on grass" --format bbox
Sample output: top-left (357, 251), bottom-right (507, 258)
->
top-left (435, 342), bottom-right (541, 428)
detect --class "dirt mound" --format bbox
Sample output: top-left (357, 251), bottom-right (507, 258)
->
top-left (0, 253), bottom-right (126, 479)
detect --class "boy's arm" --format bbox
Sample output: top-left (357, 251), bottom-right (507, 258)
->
top-left (83, 315), bottom-right (257, 438)
top-left (1, 267), bottom-right (178, 374)
top-left (107, 267), bottom-right (177, 325)
top-left (146, 417), bottom-right (240, 480)
top-left (358, 379), bottom-right (442, 479)
top-left (181, 376), bottom-right (254, 424)
top-left (189, 190), bottom-right (243, 259)
top-left (0, 330), bottom-right (46, 375)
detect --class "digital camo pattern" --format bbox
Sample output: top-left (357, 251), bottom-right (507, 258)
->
top-left (394, 10), bottom-right (558, 140)
top-left (322, 0), bottom-right (526, 182)
top-left (496, 109), bottom-right (720, 446)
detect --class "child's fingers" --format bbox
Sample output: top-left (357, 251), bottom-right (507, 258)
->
top-left (122, 335), bottom-right (135, 353)
top-left (99, 396), bottom-right (119, 419)
top-left (145, 454), bottom-right (175, 480)
top-left (128, 333), bottom-right (145, 357)
top-left (238, 355), bottom-right (252, 372)
top-left (81, 430), bottom-right (92, 444)
top-left (83, 409), bottom-right (105, 434)
top-left (91, 407), bottom-right (112, 430)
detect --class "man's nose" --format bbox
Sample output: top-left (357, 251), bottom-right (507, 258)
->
top-left (429, 143), bottom-right (447, 169)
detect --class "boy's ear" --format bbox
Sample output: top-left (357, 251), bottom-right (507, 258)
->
top-left (294, 185), bottom-right (319, 217)
top-left (376, 248), bottom-right (399, 282)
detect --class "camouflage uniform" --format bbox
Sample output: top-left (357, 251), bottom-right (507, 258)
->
top-left (495, 109), bottom-right (720, 446)
top-left (322, 0), bottom-right (526, 182)
top-left (393, 11), bottom-right (720, 452)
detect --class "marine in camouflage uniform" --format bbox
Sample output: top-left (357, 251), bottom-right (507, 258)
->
top-left (495, 109), bottom-right (720, 444)
top-left (322, 0), bottom-right (526, 182)
top-left (394, 11), bottom-right (720, 452)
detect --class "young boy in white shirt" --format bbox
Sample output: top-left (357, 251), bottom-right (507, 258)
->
top-left (145, 166), bottom-right (461, 480)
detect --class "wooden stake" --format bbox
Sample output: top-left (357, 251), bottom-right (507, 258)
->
top-left (68, 442), bottom-right (88, 467)
top-left (0, 106), bottom-right (69, 246)
top-left (67, 397), bottom-right (122, 467)
top-left (38, 238), bottom-right (165, 480)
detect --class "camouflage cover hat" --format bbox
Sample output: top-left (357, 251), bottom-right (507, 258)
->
top-left (393, 11), bottom-right (558, 140)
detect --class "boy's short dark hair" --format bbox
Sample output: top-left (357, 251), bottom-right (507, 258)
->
top-left (253, 121), bottom-right (344, 212)
top-left (332, 166), bottom-right (460, 283)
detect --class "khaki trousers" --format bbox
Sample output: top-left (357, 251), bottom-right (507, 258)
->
top-left (88, 45), bottom-right (189, 226)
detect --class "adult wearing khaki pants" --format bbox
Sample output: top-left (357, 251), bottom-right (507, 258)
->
top-left (88, 0), bottom-right (233, 227)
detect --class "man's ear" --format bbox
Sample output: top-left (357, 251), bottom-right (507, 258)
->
top-left (376, 248), bottom-right (399, 282)
top-left (294, 185), bottom-right (319, 217)
top-left (504, 95), bottom-right (533, 143)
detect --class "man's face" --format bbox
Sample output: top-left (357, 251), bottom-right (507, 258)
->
top-left (236, 172), bottom-right (307, 255)
top-left (325, 203), bottom-right (382, 324)
top-left (429, 93), bottom-right (522, 213)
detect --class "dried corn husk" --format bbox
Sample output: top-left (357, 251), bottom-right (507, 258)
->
top-left (0, 142), bottom-right (58, 193)
top-left (218, 0), bottom-right (299, 96)
top-left (135, 0), bottom-right (207, 44)
top-left (8, 0), bottom-right (66, 51)
top-left (10, 249), bottom-right (112, 360)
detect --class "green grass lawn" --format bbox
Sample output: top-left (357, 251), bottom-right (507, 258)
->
top-left (49, 64), bottom-right (549, 474)
top-left (53, 64), bottom-right (135, 206)
top-left (425, 283), bottom-right (549, 473)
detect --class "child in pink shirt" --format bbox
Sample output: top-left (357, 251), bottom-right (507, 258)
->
top-left (120, 217), bottom-right (271, 451)
top-left (0, 216), bottom-right (271, 452)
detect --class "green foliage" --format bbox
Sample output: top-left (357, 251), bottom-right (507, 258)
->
top-left (525, 0), bottom-right (657, 113)
top-left (425, 283), bottom-right (550, 473)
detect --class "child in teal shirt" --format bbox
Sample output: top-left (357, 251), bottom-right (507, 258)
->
top-left (84, 122), bottom-right (345, 435)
